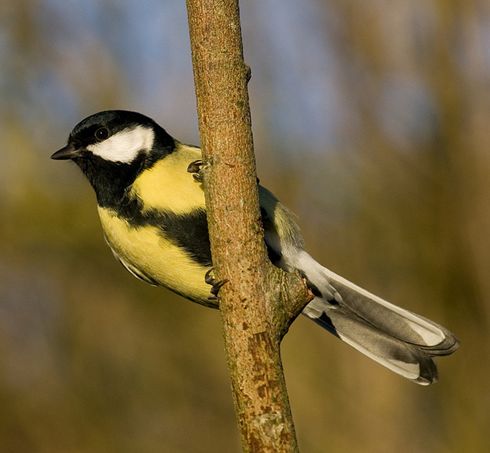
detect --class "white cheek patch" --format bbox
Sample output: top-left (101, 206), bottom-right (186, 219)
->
top-left (87, 126), bottom-right (155, 163)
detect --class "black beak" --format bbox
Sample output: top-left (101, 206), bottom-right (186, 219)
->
top-left (51, 143), bottom-right (81, 160)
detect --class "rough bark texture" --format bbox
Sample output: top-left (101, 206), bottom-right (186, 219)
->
top-left (186, 1), bottom-right (311, 452)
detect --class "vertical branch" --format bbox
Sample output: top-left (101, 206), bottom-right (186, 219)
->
top-left (186, 1), bottom-right (310, 451)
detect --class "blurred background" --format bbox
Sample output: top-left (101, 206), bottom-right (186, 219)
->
top-left (0, 1), bottom-right (488, 452)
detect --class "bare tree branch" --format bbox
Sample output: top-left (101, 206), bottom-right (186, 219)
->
top-left (186, 0), bottom-right (311, 451)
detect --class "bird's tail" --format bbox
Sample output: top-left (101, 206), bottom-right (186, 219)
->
top-left (295, 251), bottom-right (459, 385)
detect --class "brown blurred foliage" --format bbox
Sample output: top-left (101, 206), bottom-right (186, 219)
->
top-left (0, 1), bottom-right (488, 452)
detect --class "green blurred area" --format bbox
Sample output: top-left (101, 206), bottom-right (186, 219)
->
top-left (0, 1), bottom-right (489, 452)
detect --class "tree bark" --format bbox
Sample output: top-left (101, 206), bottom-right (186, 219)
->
top-left (186, 1), bottom-right (312, 452)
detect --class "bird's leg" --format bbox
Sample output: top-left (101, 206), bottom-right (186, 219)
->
top-left (187, 159), bottom-right (209, 182)
top-left (205, 268), bottom-right (228, 301)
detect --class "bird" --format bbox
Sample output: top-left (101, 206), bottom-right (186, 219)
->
top-left (52, 110), bottom-right (459, 385)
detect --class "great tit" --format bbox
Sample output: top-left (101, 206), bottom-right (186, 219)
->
top-left (52, 110), bottom-right (458, 385)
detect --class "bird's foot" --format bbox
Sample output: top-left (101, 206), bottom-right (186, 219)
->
top-left (187, 159), bottom-right (209, 182)
top-left (205, 268), bottom-right (228, 301)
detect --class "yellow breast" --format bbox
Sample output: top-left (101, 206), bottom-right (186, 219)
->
top-left (98, 207), bottom-right (212, 304)
top-left (96, 143), bottom-right (214, 305)
top-left (129, 143), bottom-right (205, 214)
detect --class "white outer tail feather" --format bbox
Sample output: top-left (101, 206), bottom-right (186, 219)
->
top-left (289, 250), bottom-right (458, 385)
top-left (320, 266), bottom-right (445, 347)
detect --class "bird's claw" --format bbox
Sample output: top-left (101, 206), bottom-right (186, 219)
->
top-left (187, 159), bottom-right (208, 182)
top-left (205, 268), bottom-right (228, 300)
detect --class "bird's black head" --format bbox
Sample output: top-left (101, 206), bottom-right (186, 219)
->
top-left (52, 110), bottom-right (175, 207)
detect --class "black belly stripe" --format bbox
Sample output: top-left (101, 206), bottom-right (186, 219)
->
top-left (115, 195), bottom-right (279, 269)
top-left (115, 194), bottom-right (212, 267)
top-left (150, 208), bottom-right (279, 269)
top-left (149, 209), bottom-right (212, 267)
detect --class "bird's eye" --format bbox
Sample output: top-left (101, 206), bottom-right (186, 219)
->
top-left (95, 127), bottom-right (109, 141)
